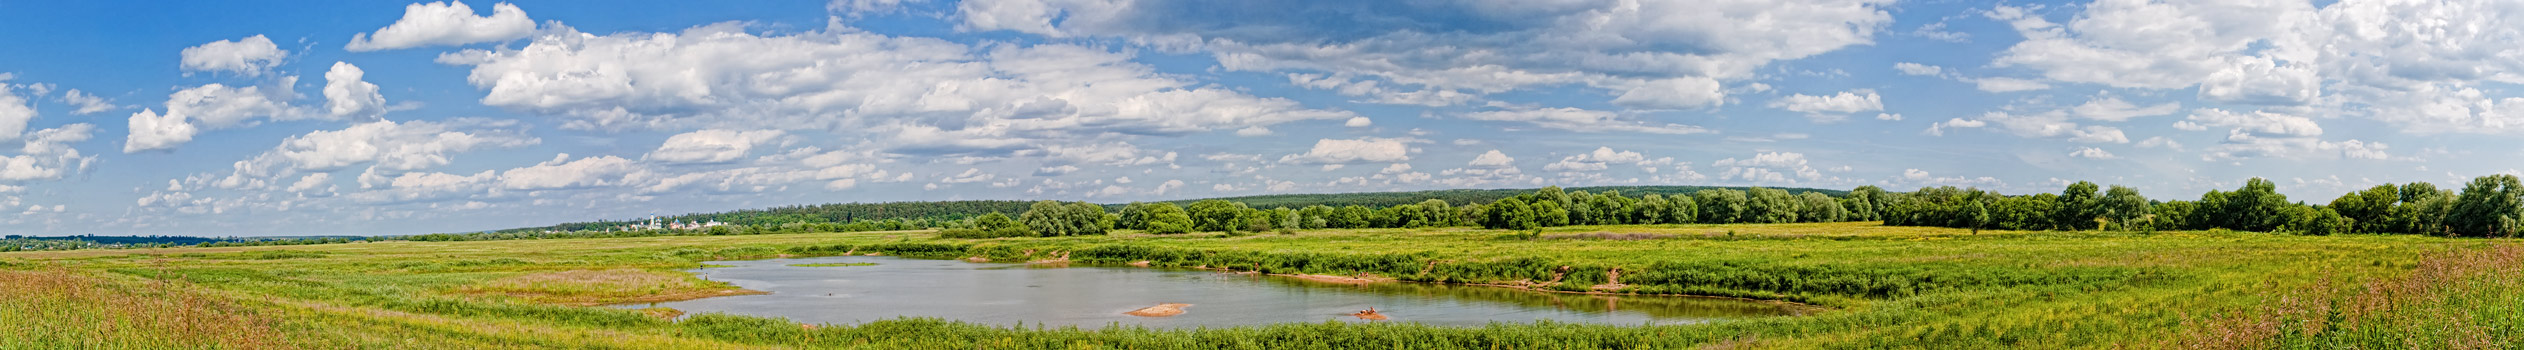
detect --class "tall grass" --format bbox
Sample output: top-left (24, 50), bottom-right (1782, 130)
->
top-left (0, 267), bottom-right (286, 349)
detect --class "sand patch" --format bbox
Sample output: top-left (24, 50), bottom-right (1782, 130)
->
top-left (1349, 307), bottom-right (1389, 321)
top-left (1124, 303), bottom-right (1192, 317)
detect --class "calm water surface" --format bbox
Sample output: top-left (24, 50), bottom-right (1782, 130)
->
top-left (635, 256), bottom-right (1807, 328)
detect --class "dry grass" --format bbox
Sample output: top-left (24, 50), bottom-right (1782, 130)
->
top-left (459, 269), bottom-right (763, 305)
top-left (0, 267), bottom-right (288, 349)
top-left (2176, 243), bottom-right (2524, 349)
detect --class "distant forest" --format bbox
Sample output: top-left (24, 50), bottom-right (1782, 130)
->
top-left (495, 185), bottom-right (1843, 234)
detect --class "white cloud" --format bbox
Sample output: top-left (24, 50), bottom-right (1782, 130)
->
top-left (1931, 110), bottom-right (2129, 144)
top-left (167, 83), bottom-right (308, 128)
top-left (2137, 136), bottom-right (2184, 150)
top-left (1280, 138), bottom-right (1411, 164)
top-left (938, 168), bottom-right (995, 184)
top-left (122, 109), bottom-right (196, 153)
top-left (1461, 106), bottom-right (1709, 134)
top-left (1713, 152), bottom-right (1807, 168)
top-left (322, 62), bottom-right (388, 119)
top-left (288, 173), bottom-right (333, 193)
top-left (952, 0), bottom-right (1893, 115)
top-left (1467, 150), bottom-right (1515, 168)
top-left (2069, 96), bottom-right (2179, 122)
top-left (1609, 77), bottom-right (1726, 109)
top-left (179, 35), bottom-right (287, 77)
top-left (214, 119), bottom-right (538, 190)
top-left (498, 154), bottom-right (639, 190)
top-left (2182, 108), bottom-right (2322, 137)
top-left (1989, 0), bottom-right (2524, 133)
top-left (1899, 168), bottom-right (2003, 187)
top-left (0, 83), bottom-right (31, 140)
top-left (647, 129), bottom-right (786, 164)
top-left (2069, 147), bottom-right (2118, 159)
top-left (1970, 77), bottom-right (2051, 93)
top-left (1876, 113), bottom-right (1902, 121)
top-left (1544, 147), bottom-right (1648, 172)
top-left (1894, 62), bottom-right (1944, 76)
top-left (346, 0), bottom-right (538, 51)
top-left (1769, 89), bottom-right (1883, 121)
top-left (440, 23), bottom-right (1353, 152)
top-left (56, 89), bottom-right (119, 115)
top-left (1344, 117), bottom-right (1372, 127)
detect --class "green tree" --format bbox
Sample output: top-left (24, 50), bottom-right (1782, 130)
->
top-left (1141, 203), bottom-right (1194, 234)
top-left (2098, 185), bottom-right (2151, 231)
top-left (1485, 198), bottom-right (1539, 230)
top-left (1668, 193), bottom-right (1699, 224)
top-left (1297, 205), bottom-right (1335, 229)
top-left (1533, 199), bottom-right (1571, 227)
top-left (1795, 192), bottom-right (1846, 222)
top-left (2447, 175), bottom-right (2524, 237)
top-left (2053, 181), bottom-right (2100, 230)
top-left (1187, 200), bottom-right (1244, 232)
top-left (1744, 188), bottom-right (1800, 224)
top-left (1694, 189), bottom-right (1748, 224)
top-left (1968, 200), bottom-right (1990, 235)
top-left (1116, 202), bottom-right (1151, 230)
top-left (1331, 205), bottom-right (1373, 228)
top-left (1636, 194), bottom-right (1671, 224)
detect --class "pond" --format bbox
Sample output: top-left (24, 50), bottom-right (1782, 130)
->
top-left (632, 256), bottom-right (1809, 328)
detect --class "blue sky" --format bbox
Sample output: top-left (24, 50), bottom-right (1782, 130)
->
top-left (1, 0), bottom-right (2519, 236)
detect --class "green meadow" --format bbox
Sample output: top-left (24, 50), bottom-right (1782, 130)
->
top-left (2, 222), bottom-right (2517, 349)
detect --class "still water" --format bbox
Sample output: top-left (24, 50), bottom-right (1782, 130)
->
top-left (636, 256), bottom-right (1807, 328)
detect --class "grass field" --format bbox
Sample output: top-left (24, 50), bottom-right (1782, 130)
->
top-left (2, 222), bottom-right (2517, 349)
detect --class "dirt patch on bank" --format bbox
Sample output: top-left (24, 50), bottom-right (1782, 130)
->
top-left (1280, 273), bottom-right (1394, 285)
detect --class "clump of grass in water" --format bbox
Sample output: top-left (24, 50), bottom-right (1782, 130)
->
top-left (786, 262), bottom-right (877, 267)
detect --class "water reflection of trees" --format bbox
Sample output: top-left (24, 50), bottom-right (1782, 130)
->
top-left (1255, 276), bottom-right (1804, 319)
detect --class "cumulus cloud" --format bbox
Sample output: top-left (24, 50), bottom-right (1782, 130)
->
top-left (126, 81), bottom-right (335, 152)
top-left (346, 1), bottom-right (537, 51)
top-left (2069, 147), bottom-right (2118, 159)
top-left (1899, 168), bottom-right (2003, 187)
top-left (1543, 147), bottom-right (1648, 172)
top-left (322, 62), bottom-right (388, 119)
top-left (1460, 105), bottom-right (1709, 134)
top-left (56, 89), bottom-right (119, 115)
top-left (646, 129), bottom-right (785, 163)
top-left (1280, 138), bottom-right (1411, 164)
top-left (0, 83), bottom-right (32, 141)
top-left (499, 154), bottom-right (640, 190)
top-left (1989, 0), bottom-right (2524, 133)
top-left (179, 35), bottom-right (287, 77)
top-left (1769, 89), bottom-right (1883, 122)
top-left (1467, 150), bottom-right (1515, 168)
top-left (122, 109), bottom-right (196, 153)
top-left (1971, 77), bottom-right (2052, 93)
top-left (439, 23), bottom-right (1353, 155)
top-left (1894, 62), bottom-right (1944, 76)
top-left (210, 119), bottom-right (538, 190)
top-left (2069, 96), bottom-right (2179, 122)
top-left (1930, 110), bottom-right (2129, 144)
top-left (1610, 77), bottom-right (1727, 109)
top-left (949, 0), bottom-right (1893, 115)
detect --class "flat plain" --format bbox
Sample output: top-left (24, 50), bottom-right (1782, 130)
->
top-left (3, 222), bottom-right (2517, 349)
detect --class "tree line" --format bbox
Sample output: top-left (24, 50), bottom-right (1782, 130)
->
top-left (956, 174), bottom-right (2524, 239)
top-left (1881, 174), bottom-right (2524, 237)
